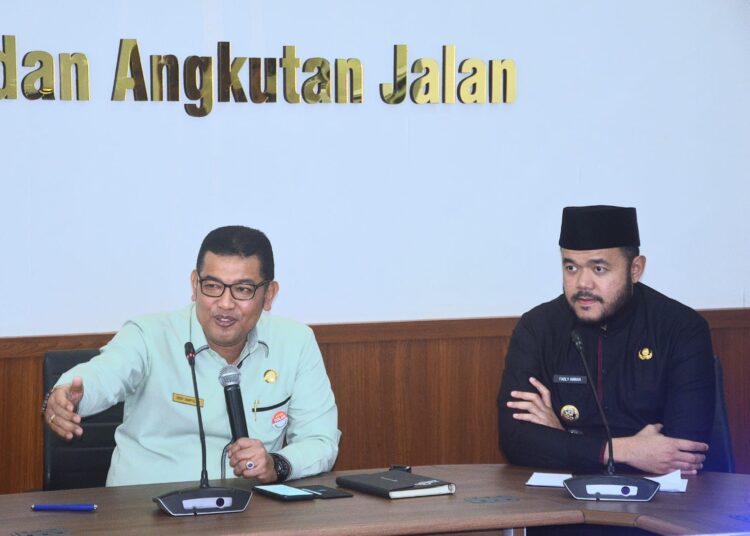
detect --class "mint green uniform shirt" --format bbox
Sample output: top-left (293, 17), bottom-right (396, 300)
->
top-left (57, 305), bottom-right (340, 486)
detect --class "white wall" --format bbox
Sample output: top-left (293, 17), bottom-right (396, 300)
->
top-left (2, 0), bottom-right (749, 336)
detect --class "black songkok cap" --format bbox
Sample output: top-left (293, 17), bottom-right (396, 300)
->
top-left (559, 205), bottom-right (640, 250)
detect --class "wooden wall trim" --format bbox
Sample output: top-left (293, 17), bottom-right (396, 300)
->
top-left (2, 308), bottom-right (747, 358)
top-left (698, 308), bottom-right (750, 330)
top-left (0, 333), bottom-right (115, 360)
top-left (312, 316), bottom-right (519, 343)
top-left (0, 317), bottom-right (518, 359)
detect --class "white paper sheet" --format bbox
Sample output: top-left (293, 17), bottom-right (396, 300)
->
top-left (525, 472), bottom-right (573, 487)
top-left (645, 469), bottom-right (688, 492)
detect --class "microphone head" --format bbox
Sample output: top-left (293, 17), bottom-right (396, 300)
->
top-left (570, 330), bottom-right (583, 351)
top-left (219, 365), bottom-right (241, 387)
top-left (184, 342), bottom-right (197, 364)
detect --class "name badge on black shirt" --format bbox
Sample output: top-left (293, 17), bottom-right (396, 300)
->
top-left (553, 374), bottom-right (587, 384)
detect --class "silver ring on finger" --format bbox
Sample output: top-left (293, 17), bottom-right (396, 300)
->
top-left (49, 413), bottom-right (56, 424)
top-left (245, 460), bottom-right (255, 470)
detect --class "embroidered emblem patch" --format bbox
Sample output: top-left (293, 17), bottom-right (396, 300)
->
top-left (560, 404), bottom-right (580, 422)
top-left (638, 347), bottom-right (653, 361)
top-left (272, 411), bottom-right (288, 430)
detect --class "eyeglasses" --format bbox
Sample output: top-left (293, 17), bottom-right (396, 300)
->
top-left (198, 277), bottom-right (270, 301)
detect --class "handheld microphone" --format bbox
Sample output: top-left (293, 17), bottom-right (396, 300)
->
top-left (562, 330), bottom-right (660, 502)
top-left (152, 343), bottom-right (252, 516)
top-left (219, 365), bottom-right (248, 441)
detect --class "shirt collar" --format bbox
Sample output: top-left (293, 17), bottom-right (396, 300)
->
top-left (235, 317), bottom-right (270, 366)
top-left (599, 282), bottom-right (641, 334)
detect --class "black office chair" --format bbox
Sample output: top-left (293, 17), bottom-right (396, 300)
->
top-left (43, 349), bottom-right (124, 490)
top-left (703, 356), bottom-right (735, 473)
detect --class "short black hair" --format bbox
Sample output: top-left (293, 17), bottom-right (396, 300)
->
top-left (196, 226), bottom-right (274, 280)
top-left (621, 246), bottom-right (640, 265)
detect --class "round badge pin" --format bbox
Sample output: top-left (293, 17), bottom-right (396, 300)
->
top-left (263, 369), bottom-right (278, 383)
top-left (272, 411), bottom-right (288, 430)
top-left (638, 347), bottom-right (653, 360)
top-left (560, 404), bottom-right (580, 422)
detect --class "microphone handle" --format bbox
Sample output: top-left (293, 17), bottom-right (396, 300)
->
top-left (224, 384), bottom-right (249, 441)
top-left (572, 332), bottom-right (616, 476)
top-left (185, 343), bottom-right (210, 488)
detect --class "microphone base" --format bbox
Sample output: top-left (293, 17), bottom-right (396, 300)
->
top-left (153, 485), bottom-right (252, 516)
top-left (563, 474), bottom-right (660, 502)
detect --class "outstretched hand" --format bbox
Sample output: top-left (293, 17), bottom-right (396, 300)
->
top-left (44, 376), bottom-right (85, 441)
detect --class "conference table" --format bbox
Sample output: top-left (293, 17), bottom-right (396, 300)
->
top-left (3, 465), bottom-right (749, 535)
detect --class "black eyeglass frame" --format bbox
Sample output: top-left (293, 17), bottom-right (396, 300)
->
top-left (198, 276), bottom-right (270, 301)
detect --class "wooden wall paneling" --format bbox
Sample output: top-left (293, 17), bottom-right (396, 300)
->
top-left (0, 356), bottom-right (44, 494)
top-left (321, 327), bottom-right (511, 471)
top-left (0, 334), bottom-right (114, 494)
top-left (708, 324), bottom-right (749, 474)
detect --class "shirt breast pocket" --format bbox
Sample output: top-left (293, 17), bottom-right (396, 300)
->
top-left (251, 395), bottom-right (292, 436)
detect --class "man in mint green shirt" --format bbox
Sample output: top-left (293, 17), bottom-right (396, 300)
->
top-left (43, 226), bottom-right (340, 486)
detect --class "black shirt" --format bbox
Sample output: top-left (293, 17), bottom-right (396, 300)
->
top-left (497, 283), bottom-right (715, 473)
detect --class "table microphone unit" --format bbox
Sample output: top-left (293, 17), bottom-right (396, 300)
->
top-left (153, 343), bottom-right (252, 516)
top-left (562, 330), bottom-right (660, 502)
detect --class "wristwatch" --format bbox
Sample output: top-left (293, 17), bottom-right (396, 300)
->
top-left (270, 453), bottom-right (291, 483)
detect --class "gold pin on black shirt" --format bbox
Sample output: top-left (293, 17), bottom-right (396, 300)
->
top-left (638, 347), bottom-right (653, 361)
top-left (560, 404), bottom-right (579, 422)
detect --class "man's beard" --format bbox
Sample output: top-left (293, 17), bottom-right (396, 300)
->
top-left (567, 272), bottom-right (634, 325)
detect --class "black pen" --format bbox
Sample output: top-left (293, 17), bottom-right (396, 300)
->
top-left (31, 503), bottom-right (98, 512)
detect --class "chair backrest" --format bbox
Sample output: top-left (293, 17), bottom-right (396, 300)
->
top-left (703, 356), bottom-right (735, 473)
top-left (43, 349), bottom-right (124, 490)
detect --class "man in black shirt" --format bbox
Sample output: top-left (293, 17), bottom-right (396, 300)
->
top-left (497, 205), bottom-right (714, 475)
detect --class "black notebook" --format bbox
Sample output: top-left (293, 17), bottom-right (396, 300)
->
top-left (336, 470), bottom-right (456, 499)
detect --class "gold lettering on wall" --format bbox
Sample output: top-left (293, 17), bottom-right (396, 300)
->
top-left (380, 44), bottom-right (407, 105)
top-left (442, 45), bottom-right (456, 104)
top-left (0, 35), bottom-right (18, 99)
top-left (1, 35), bottom-right (89, 102)
top-left (281, 45), bottom-right (301, 104)
top-left (1, 36), bottom-right (515, 115)
top-left (59, 53), bottom-right (90, 101)
top-left (150, 55), bottom-right (180, 102)
top-left (335, 58), bottom-right (363, 104)
top-left (490, 59), bottom-right (516, 103)
top-left (410, 58), bottom-right (440, 104)
top-left (301, 57), bottom-right (331, 104)
top-left (183, 55), bottom-right (213, 117)
top-left (249, 58), bottom-right (277, 103)
top-left (112, 39), bottom-right (147, 101)
top-left (458, 58), bottom-right (486, 104)
top-left (380, 44), bottom-right (516, 106)
top-left (218, 42), bottom-right (248, 103)
top-left (22, 51), bottom-right (55, 100)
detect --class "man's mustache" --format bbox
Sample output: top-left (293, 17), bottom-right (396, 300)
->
top-left (572, 291), bottom-right (604, 303)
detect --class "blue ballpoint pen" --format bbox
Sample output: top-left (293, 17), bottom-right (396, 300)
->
top-left (31, 503), bottom-right (98, 512)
